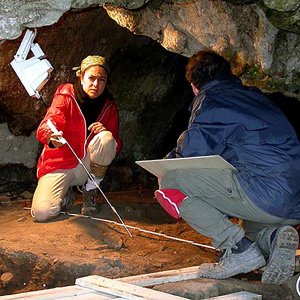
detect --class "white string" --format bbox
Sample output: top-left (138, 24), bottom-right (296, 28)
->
top-left (61, 211), bottom-right (217, 251)
top-left (22, 207), bottom-right (217, 251)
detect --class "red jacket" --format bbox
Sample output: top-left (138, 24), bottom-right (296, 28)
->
top-left (36, 83), bottom-right (122, 179)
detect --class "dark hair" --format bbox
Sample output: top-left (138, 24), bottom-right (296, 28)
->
top-left (185, 51), bottom-right (232, 89)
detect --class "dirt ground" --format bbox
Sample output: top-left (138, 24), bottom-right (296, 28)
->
top-left (0, 188), bottom-right (299, 299)
top-left (0, 188), bottom-right (219, 296)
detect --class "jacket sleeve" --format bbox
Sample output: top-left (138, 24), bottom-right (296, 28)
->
top-left (36, 93), bottom-right (68, 145)
top-left (100, 102), bottom-right (122, 154)
top-left (166, 125), bottom-right (220, 158)
top-left (166, 99), bottom-right (236, 158)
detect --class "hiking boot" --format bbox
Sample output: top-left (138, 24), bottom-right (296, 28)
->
top-left (198, 242), bottom-right (266, 279)
top-left (262, 225), bottom-right (299, 285)
top-left (81, 186), bottom-right (99, 216)
top-left (61, 187), bottom-right (76, 211)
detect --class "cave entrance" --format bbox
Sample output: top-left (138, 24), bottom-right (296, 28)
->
top-left (1, 5), bottom-right (300, 299)
top-left (0, 6), bottom-right (194, 193)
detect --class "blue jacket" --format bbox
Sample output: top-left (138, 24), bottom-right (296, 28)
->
top-left (167, 76), bottom-right (300, 220)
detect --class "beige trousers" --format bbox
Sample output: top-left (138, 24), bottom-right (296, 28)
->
top-left (31, 131), bottom-right (117, 222)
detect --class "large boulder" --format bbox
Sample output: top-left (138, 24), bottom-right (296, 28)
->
top-left (104, 1), bottom-right (300, 99)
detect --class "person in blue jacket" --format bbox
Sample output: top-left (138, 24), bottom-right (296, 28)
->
top-left (154, 50), bottom-right (300, 284)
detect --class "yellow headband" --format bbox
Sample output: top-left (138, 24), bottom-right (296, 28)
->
top-left (72, 55), bottom-right (110, 75)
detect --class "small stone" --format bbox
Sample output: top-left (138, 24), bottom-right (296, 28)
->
top-left (1, 272), bottom-right (14, 287)
top-left (153, 262), bottom-right (163, 268)
top-left (20, 191), bottom-right (33, 199)
top-left (124, 206), bottom-right (134, 213)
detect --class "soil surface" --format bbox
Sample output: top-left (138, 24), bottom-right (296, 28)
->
top-left (0, 189), bottom-right (298, 299)
top-left (0, 189), bottom-right (217, 296)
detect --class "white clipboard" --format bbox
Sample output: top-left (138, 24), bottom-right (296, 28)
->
top-left (136, 155), bottom-right (236, 178)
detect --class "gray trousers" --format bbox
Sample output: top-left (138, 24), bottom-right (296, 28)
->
top-left (160, 168), bottom-right (299, 255)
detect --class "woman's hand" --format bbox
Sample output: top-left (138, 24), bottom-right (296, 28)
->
top-left (88, 122), bottom-right (106, 134)
top-left (47, 131), bottom-right (65, 148)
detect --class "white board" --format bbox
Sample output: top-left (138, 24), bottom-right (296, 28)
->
top-left (136, 155), bottom-right (236, 178)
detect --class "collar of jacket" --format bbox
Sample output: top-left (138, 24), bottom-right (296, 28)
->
top-left (188, 75), bottom-right (242, 112)
top-left (200, 74), bottom-right (242, 93)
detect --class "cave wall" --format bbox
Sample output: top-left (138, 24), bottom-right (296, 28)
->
top-left (0, 8), bottom-right (191, 192)
top-left (104, 1), bottom-right (300, 98)
top-left (1, 1), bottom-right (300, 98)
top-left (0, 0), bottom-right (299, 192)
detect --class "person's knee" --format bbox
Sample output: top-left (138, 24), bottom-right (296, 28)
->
top-left (89, 131), bottom-right (117, 165)
top-left (98, 131), bottom-right (117, 153)
top-left (31, 207), bottom-right (59, 222)
top-left (92, 130), bottom-right (114, 146)
top-left (98, 130), bottom-right (113, 142)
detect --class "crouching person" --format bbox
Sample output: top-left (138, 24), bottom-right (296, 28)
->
top-left (31, 55), bottom-right (121, 222)
top-left (154, 51), bottom-right (300, 285)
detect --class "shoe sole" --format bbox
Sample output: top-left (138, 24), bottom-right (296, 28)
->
top-left (262, 226), bottom-right (299, 285)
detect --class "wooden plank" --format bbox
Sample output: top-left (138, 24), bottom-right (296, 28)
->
top-left (0, 267), bottom-right (262, 300)
top-left (206, 292), bottom-right (262, 300)
top-left (118, 271), bottom-right (262, 300)
top-left (62, 293), bottom-right (115, 300)
top-left (76, 275), bottom-right (189, 300)
top-left (0, 285), bottom-right (114, 300)
top-left (118, 266), bottom-right (200, 287)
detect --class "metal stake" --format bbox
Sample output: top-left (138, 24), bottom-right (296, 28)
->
top-left (47, 119), bottom-right (132, 237)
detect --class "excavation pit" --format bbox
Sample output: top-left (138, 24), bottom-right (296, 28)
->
top-left (0, 189), bottom-right (298, 299)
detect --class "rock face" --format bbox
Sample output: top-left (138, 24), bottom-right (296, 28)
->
top-left (0, 1), bottom-right (299, 192)
top-left (0, 1), bottom-right (299, 98)
top-left (0, 8), bottom-right (191, 192)
top-left (0, 124), bottom-right (38, 168)
top-left (0, 0), bottom-right (151, 41)
top-left (104, 1), bottom-right (300, 98)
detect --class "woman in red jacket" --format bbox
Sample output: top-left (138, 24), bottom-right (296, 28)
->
top-left (31, 55), bottom-right (122, 222)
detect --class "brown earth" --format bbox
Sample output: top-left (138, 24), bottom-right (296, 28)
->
top-left (0, 189), bottom-right (298, 299)
top-left (0, 189), bottom-right (217, 296)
